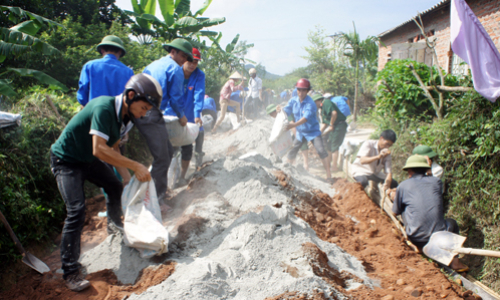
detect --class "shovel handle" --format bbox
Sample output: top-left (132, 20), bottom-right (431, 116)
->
top-left (454, 248), bottom-right (500, 257)
top-left (0, 210), bottom-right (27, 256)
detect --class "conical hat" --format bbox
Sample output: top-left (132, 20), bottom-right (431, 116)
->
top-left (229, 71), bottom-right (243, 79)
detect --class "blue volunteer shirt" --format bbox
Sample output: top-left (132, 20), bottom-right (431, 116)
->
top-left (283, 95), bottom-right (321, 142)
top-left (228, 90), bottom-right (244, 113)
top-left (203, 97), bottom-right (216, 112)
top-left (280, 90), bottom-right (287, 99)
top-left (164, 68), bottom-right (205, 123)
top-left (292, 88), bottom-right (298, 98)
top-left (77, 54), bottom-right (134, 106)
top-left (143, 55), bottom-right (185, 119)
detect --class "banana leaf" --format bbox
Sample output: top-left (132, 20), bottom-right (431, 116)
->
top-left (225, 34), bottom-right (239, 53)
top-left (158, 0), bottom-right (175, 26)
top-left (0, 6), bottom-right (62, 29)
top-left (194, 0), bottom-right (213, 17)
top-left (0, 79), bottom-right (16, 97)
top-left (8, 68), bottom-right (68, 92)
top-left (175, 0), bottom-right (191, 17)
top-left (10, 20), bottom-right (42, 36)
top-left (0, 28), bottom-right (60, 57)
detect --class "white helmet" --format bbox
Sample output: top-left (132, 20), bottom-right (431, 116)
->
top-left (249, 68), bottom-right (257, 75)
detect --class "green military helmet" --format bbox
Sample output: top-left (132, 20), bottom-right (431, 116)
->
top-left (97, 35), bottom-right (127, 57)
top-left (163, 38), bottom-right (194, 62)
top-left (402, 155), bottom-right (431, 170)
top-left (266, 104), bottom-right (277, 115)
top-left (412, 145), bottom-right (438, 158)
top-left (311, 94), bottom-right (324, 102)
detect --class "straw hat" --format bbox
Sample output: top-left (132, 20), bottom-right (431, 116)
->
top-left (229, 71), bottom-right (243, 80)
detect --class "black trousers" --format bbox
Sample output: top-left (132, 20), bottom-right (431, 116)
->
top-left (134, 108), bottom-right (173, 197)
top-left (354, 174), bottom-right (398, 189)
top-left (50, 151), bottom-right (122, 278)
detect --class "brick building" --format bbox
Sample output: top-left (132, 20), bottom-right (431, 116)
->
top-left (377, 0), bottom-right (500, 75)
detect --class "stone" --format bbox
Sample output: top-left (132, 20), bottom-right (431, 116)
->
top-left (411, 288), bottom-right (423, 297)
top-left (454, 278), bottom-right (462, 286)
top-left (403, 285), bottom-right (416, 294)
top-left (396, 279), bottom-right (405, 285)
top-left (381, 295), bottom-right (394, 300)
top-left (330, 237), bottom-right (340, 243)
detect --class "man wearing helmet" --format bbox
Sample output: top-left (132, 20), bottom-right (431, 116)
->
top-left (246, 67), bottom-right (262, 117)
top-left (50, 74), bottom-right (161, 292)
top-left (140, 38), bottom-right (193, 199)
top-left (277, 78), bottom-right (333, 184)
top-left (164, 48), bottom-right (206, 186)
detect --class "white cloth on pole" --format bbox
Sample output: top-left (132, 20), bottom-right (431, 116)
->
top-left (450, 0), bottom-right (500, 102)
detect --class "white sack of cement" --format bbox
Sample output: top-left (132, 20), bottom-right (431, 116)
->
top-left (0, 111), bottom-right (22, 128)
top-left (163, 116), bottom-right (200, 147)
top-left (201, 114), bottom-right (213, 130)
top-left (121, 177), bottom-right (169, 258)
top-left (167, 152), bottom-right (181, 189)
top-left (269, 111), bottom-right (289, 143)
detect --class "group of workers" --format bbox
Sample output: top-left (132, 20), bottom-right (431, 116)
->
top-left (51, 35), bottom-right (213, 291)
top-left (51, 34), bottom-right (274, 292)
top-left (268, 78), bottom-right (468, 272)
top-left (49, 34), bottom-right (466, 292)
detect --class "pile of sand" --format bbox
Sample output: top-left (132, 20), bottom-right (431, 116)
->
top-left (79, 117), bottom-right (374, 299)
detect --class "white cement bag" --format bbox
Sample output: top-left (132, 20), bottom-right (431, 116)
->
top-left (121, 177), bottom-right (169, 258)
top-left (0, 111), bottom-right (22, 128)
top-left (217, 111), bottom-right (233, 131)
top-left (270, 131), bottom-right (293, 158)
top-left (228, 112), bottom-right (241, 130)
top-left (201, 114), bottom-right (214, 129)
top-left (163, 116), bottom-right (200, 147)
top-left (269, 111), bottom-right (289, 143)
top-left (167, 152), bottom-right (181, 189)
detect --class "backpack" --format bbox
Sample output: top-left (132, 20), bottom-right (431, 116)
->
top-left (330, 96), bottom-right (351, 117)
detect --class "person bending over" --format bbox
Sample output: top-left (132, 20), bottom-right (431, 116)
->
top-left (351, 129), bottom-right (398, 190)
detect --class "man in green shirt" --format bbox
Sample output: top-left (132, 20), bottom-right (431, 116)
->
top-left (315, 94), bottom-right (348, 172)
top-left (50, 74), bottom-right (162, 292)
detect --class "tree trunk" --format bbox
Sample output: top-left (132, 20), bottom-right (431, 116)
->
top-left (353, 63), bottom-right (359, 122)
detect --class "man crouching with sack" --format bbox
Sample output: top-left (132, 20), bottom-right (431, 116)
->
top-left (50, 74), bottom-right (162, 292)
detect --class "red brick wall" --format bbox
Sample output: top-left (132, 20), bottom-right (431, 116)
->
top-left (378, 0), bottom-right (500, 71)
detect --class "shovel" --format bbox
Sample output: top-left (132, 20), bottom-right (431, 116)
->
top-left (0, 210), bottom-right (50, 274)
top-left (423, 231), bottom-right (500, 266)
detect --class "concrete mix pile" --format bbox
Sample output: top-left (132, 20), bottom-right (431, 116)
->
top-left (80, 117), bottom-right (375, 299)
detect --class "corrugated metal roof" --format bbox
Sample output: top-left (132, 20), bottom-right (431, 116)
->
top-left (378, 0), bottom-right (451, 37)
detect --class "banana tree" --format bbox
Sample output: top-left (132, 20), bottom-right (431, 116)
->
top-left (127, 0), bottom-right (224, 44)
top-left (335, 21), bottom-right (379, 121)
top-left (0, 6), bottom-right (68, 97)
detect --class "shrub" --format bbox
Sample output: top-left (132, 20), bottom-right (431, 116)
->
top-left (0, 89), bottom-right (79, 263)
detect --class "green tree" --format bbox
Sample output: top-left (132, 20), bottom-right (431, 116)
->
top-left (336, 22), bottom-right (379, 121)
top-left (127, 0), bottom-right (224, 45)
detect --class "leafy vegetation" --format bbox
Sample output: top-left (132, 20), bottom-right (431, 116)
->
top-left (369, 67), bottom-right (500, 291)
top-left (0, 89), bottom-right (79, 263)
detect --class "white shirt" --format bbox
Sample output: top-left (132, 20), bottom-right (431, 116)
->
top-left (431, 162), bottom-right (444, 179)
top-left (351, 140), bottom-right (392, 178)
top-left (248, 76), bottom-right (262, 98)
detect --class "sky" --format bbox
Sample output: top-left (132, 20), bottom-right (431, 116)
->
top-left (115, 0), bottom-right (443, 76)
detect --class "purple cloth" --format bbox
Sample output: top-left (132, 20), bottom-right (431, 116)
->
top-left (451, 0), bottom-right (500, 102)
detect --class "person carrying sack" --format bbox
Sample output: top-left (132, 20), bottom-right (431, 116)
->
top-left (212, 71), bottom-right (245, 133)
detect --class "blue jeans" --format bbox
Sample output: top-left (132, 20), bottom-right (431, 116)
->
top-left (50, 151), bottom-right (123, 278)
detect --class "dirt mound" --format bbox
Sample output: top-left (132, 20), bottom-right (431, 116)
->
top-left (293, 178), bottom-right (463, 299)
top-left (0, 262), bottom-right (175, 300)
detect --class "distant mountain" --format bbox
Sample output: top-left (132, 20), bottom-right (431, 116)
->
top-left (245, 64), bottom-right (281, 80)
